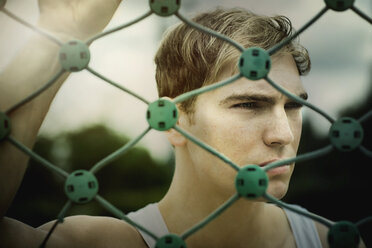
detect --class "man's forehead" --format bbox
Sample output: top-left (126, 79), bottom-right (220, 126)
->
top-left (215, 75), bottom-right (306, 100)
top-left (214, 54), bottom-right (304, 92)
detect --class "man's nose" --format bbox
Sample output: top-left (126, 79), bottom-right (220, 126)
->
top-left (263, 109), bottom-right (294, 147)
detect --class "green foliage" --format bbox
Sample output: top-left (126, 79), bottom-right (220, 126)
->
top-left (284, 68), bottom-right (372, 246)
top-left (7, 124), bottom-right (173, 226)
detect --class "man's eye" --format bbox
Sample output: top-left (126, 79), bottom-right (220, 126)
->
top-left (231, 102), bottom-right (258, 108)
top-left (285, 102), bottom-right (303, 109)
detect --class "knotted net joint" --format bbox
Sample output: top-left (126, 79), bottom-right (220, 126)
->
top-left (64, 170), bottom-right (99, 204)
top-left (150, 0), bottom-right (181, 17)
top-left (239, 47), bottom-right (271, 80)
top-left (0, 111), bottom-right (11, 141)
top-left (147, 98), bottom-right (178, 131)
top-left (155, 234), bottom-right (186, 248)
top-left (59, 40), bottom-right (90, 72)
top-left (329, 117), bottom-right (363, 152)
top-left (327, 221), bottom-right (360, 248)
top-left (235, 165), bottom-right (268, 199)
top-left (324, 0), bottom-right (355, 12)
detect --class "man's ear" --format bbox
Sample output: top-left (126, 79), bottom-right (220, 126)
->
top-left (165, 127), bottom-right (187, 147)
top-left (164, 98), bottom-right (188, 147)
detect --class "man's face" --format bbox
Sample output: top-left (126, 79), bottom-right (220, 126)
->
top-left (178, 54), bottom-right (307, 200)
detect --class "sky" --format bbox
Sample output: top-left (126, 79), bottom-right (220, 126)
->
top-left (0, 0), bottom-right (371, 162)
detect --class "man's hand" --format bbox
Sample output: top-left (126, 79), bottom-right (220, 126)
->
top-left (0, 0), bottom-right (122, 220)
top-left (37, 0), bottom-right (122, 40)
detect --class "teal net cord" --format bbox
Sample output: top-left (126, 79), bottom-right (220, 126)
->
top-left (356, 216), bottom-right (372, 228)
top-left (90, 126), bottom-right (151, 174)
top-left (264, 193), bottom-right (333, 228)
top-left (264, 76), bottom-right (335, 123)
top-left (86, 10), bottom-right (153, 44)
top-left (358, 109), bottom-right (372, 123)
top-left (173, 73), bottom-right (241, 104)
top-left (0, 1), bottom-right (371, 247)
top-left (268, 6), bottom-right (328, 56)
top-left (6, 135), bottom-right (69, 178)
top-left (176, 12), bottom-right (245, 52)
top-left (1, 8), bottom-right (63, 46)
top-left (181, 194), bottom-right (240, 239)
top-left (39, 201), bottom-right (72, 248)
top-left (263, 145), bottom-right (334, 171)
top-left (95, 195), bottom-right (158, 241)
top-left (5, 69), bottom-right (65, 114)
top-left (359, 145), bottom-right (372, 158)
top-left (174, 125), bottom-right (240, 171)
top-left (86, 66), bottom-right (150, 105)
top-left (351, 5), bottom-right (372, 24)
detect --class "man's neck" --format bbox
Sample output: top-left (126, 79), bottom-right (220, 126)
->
top-left (158, 163), bottom-right (293, 247)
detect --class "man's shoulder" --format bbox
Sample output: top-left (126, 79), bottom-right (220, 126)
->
top-left (314, 221), bottom-right (330, 248)
top-left (38, 215), bottom-right (148, 248)
top-left (314, 221), bottom-right (367, 248)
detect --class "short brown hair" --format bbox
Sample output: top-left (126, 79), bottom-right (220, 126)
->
top-left (155, 7), bottom-right (311, 114)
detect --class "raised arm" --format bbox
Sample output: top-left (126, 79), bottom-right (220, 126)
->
top-left (0, 0), bottom-right (122, 245)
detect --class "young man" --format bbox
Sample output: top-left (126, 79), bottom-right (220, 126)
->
top-left (0, 1), bottom-right (365, 247)
top-left (127, 8), bottom-right (325, 248)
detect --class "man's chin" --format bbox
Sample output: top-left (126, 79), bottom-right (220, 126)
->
top-left (266, 181), bottom-right (289, 200)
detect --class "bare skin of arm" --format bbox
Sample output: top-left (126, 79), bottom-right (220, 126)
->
top-left (0, 1), bottom-right (147, 247)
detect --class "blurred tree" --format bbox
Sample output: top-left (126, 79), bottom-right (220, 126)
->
top-left (7, 125), bottom-right (173, 227)
top-left (284, 64), bottom-right (372, 245)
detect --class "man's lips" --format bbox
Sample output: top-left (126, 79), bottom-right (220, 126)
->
top-left (258, 159), bottom-right (291, 176)
top-left (258, 159), bottom-right (280, 167)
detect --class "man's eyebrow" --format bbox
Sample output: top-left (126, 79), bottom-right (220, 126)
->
top-left (219, 92), bottom-right (308, 105)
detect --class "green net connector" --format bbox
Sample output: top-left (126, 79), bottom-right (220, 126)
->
top-left (329, 117), bottom-right (363, 152)
top-left (0, 0), bottom-right (6, 9)
top-left (149, 0), bottom-right (181, 17)
top-left (59, 40), bottom-right (90, 72)
top-left (64, 170), bottom-right (99, 204)
top-left (0, 112), bottom-right (11, 141)
top-left (327, 221), bottom-right (360, 248)
top-left (324, 0), bottom-right (355, 11)
top-left (147, 98), bottom-right (178, 131)
top-left (155, 234), bottom-right (187, 248)
top-left (235, 165), bottom-right (268, 199)
top-left (239, 47), bottom-right (271, 80)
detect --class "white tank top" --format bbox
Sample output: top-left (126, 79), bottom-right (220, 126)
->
top-left (127, 203), bottom-right (322, 248)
